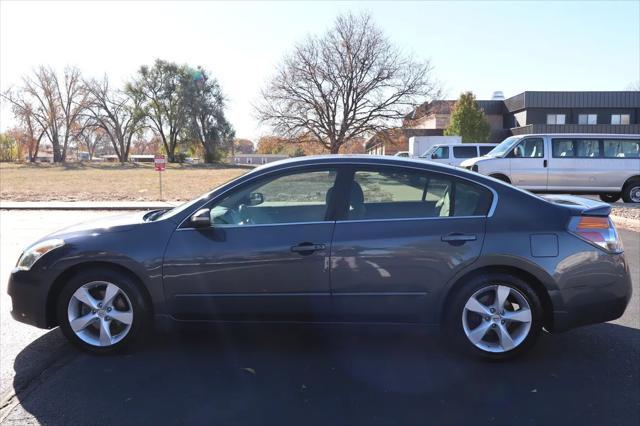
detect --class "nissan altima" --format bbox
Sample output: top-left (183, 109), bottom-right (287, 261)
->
top-left (8, 155), bottom-right (632, 359)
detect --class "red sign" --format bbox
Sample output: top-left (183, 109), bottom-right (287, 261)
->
top-left (154, 154), bottom-right (166, 172)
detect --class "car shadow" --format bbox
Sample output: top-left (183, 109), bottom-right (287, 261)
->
top-left (9, 322), bottom-right (640, 425)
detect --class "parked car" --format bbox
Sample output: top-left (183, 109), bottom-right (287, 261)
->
top-left (460, 134), bottom-right (640, 203)
top-left (8, 155), bottom-right (631, 359)
top-left (420, 143), bottom-right (498, 166)
top-left (393, 151), bottom-right (410, 157)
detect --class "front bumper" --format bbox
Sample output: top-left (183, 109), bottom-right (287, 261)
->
top-left (7, 269), bottom-right (53, 329)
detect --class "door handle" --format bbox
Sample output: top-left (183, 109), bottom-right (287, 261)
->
top-left (291, 243), bottom-right (326, 254)
top-left (543, 159), bottom-right (548, 168)
top-left (441, 233), bottom-right (477, 243)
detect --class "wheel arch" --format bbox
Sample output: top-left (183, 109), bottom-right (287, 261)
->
top-left (438, 265), bottom-right (554, 330)
top-left (488, 173), bottom-right (511, 184)
top-left (45, 261), bottom-right (153, 328)
top-left (623, 175), bottom-right (640, 188)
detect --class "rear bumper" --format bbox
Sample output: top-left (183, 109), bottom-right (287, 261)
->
top-left (550, 254), bottom-right (633, 332)
top-left (7, 269), bottom-right (52, 329)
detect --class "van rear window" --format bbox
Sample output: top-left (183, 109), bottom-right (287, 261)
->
top-left (552, 139), bottom-right (601, 158)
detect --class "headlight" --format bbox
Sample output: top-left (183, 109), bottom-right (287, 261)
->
top-left (16, 239), bottom-right (65, 271)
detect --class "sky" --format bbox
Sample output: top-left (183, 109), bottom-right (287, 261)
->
top-left (1, 0), bottom-right (639, 140)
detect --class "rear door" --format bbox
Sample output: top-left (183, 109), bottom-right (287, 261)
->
top-left (508, 137), bottom-right (548, 190)
top-left (329, 166), bottom-right (492, 323)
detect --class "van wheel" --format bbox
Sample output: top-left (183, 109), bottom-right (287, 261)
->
top-left (445, 273), bottom-right (543, 360)
top-left (57, 268), bottom-right (150, 354)
top-left (622, 179), bottom-right (640, 203)
top-left (489, 174), bottom-right (510, 184)
top-left (599, 193), bottom-right (621, 203)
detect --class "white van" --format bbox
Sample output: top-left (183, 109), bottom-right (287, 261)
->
top-left (460, 134), bottom-right (640, 203)
top-left (419, 143), bottom-right (498, 166)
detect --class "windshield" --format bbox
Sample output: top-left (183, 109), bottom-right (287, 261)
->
top-left (155, 172), bottom-right (250, 221)
top-left (486, 136), bottom-right (521, 158)
top-left (420, 146), bottom-right (439, 157)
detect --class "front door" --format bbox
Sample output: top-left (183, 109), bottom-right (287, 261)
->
top-left (329, 166), bottom-right (491, 323)
top-left (509, 137), bottom-right (548, 190)
top-left (162, 168), bottom-right (340, 321)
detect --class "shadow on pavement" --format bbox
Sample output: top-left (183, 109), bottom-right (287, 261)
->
top-left (11, 322), bottom-right (640, 425)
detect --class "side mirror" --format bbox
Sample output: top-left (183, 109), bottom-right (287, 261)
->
top-left (190, 208), bottom-right (211, 227)
top-left (249, 192), bottom-right (264, 206)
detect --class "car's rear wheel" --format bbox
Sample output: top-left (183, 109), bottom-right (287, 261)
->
top-left (446, 273), bottom-right (543, 360)
top-left (622, 179), bottom-right (640, 203)
top-left (57, 268), bottom-right (149, 354)
top-left (599, 193), bottom-right (621, 203)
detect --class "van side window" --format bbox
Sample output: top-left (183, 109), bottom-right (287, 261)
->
top-left (453, 146), bottom-right (478, 158)
top-left (479, 146), bottom-right (494, 155)
top-left (432, 146), bottom-right (449, 159)
top-left (603, 140), bottom-right (640, 158)
top-left (513, 138), bottom-right (544, 158)
top-left (552, 139), bottom-right (601, 158)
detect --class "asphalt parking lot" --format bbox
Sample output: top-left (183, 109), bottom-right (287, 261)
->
top-left (0, 211), bottom-right (638, 425)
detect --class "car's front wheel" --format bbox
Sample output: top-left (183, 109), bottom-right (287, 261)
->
top-left (446, 273), bottom-right (543, 360)
top-left (57, 268), bottom-right (149, 354)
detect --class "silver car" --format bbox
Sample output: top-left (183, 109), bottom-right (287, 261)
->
top-left (460, 134), bottom-right (640, 203)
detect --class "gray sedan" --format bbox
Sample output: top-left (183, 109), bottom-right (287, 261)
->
top-left (7, 155), bottom-right (632, 359)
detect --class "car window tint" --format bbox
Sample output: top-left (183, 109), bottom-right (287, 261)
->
top-left (513, 138), bottom-right (544, 158)
top-left (211, 169), bottom-right (337, 225)
top-left (348, 169), bottom-right (492, 220)
top-left (603, 139), bottom-right (640, 158)
top-left (453, 146), bottom-right (478, 158)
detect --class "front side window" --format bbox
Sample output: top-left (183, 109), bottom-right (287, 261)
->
top-left (431, 146), bottom-right (449, 159)
top-left (347, 168), bottom-right (492, 220)
top-left (552, 139), bottom-right (601, 158)
top-left (209, 169), bottom-right (337, 226)
top-left (604, 139), bottom-right (640, 158)
top-left (611, 114), bottom-right (631, 125)
top-left (453, 146), bottom-right (478, 159)
top-left (547, 114), bottom-right (566, 125)
top-left (578, 114), bottom-right (597, 125)
top-left (512, 138), bottom-right (544, 158)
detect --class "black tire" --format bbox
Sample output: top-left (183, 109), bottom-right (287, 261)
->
top-left (599, 193), bottom-right (621, 203)
top-left (621, 179), bottom-right (640, 203)
top-left (56, 268), bottom-right (150, 354)
top-left (444, 272), bottom-right (543, 360)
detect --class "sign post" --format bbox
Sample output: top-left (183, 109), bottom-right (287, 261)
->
top-left (154, 154), bottom-right (166, 201)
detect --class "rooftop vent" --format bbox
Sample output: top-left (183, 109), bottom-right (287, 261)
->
top-left (491, 91), bottom-right (505, 100)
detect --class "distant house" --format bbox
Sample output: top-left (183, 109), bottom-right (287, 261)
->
top-left (129, 154), bottom-right (155, 163)
top-left (233, 154), bottom-right (288, 166)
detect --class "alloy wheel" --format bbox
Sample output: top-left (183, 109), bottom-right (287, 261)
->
top-left (67, 281), bottom-right (134, 347)
top-left (630, 185), bottom-right (640, 203)
top-left (461, 285), bottom-right (532, 353)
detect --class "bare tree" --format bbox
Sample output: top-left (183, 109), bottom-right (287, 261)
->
top-left (84, 76), bottom-right (146, 162)
top-left (6, 98), bottom-right (47, 162)
top-left (12, 67), bottom-right (89, 162)
top-left (627, 81), bottom-right (640, 91)
top-left (256, 12), bottom-right (440, 154)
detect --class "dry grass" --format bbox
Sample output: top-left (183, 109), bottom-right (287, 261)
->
top-left (0, 162), bottom-right (250, 202)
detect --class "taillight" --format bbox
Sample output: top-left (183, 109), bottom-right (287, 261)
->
top-left (569, 216), bottom-right (623, 254)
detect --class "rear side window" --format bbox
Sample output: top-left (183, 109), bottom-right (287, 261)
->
top-left (453, 146), bottom-right (478, 158)
top-left (347, 168), bottom-right (492, 220)
top-left (603, 139), bottom-right (640, 158)
top-left (552, 139), bottom-right (601, 158)
top-left (479, 146), bottom-right (495, 155)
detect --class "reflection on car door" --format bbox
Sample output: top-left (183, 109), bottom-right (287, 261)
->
top-left (162, 168), bottom-right (340, 321)
top-left (509, 137), bottom-right (548, 190)
top-left (329, 166), bottom-right (490, 323)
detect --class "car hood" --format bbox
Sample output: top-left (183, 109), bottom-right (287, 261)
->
top-left (46, 211), bottom-right (150, 240)
top-left (460, 156), bottom-right (490, 167)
